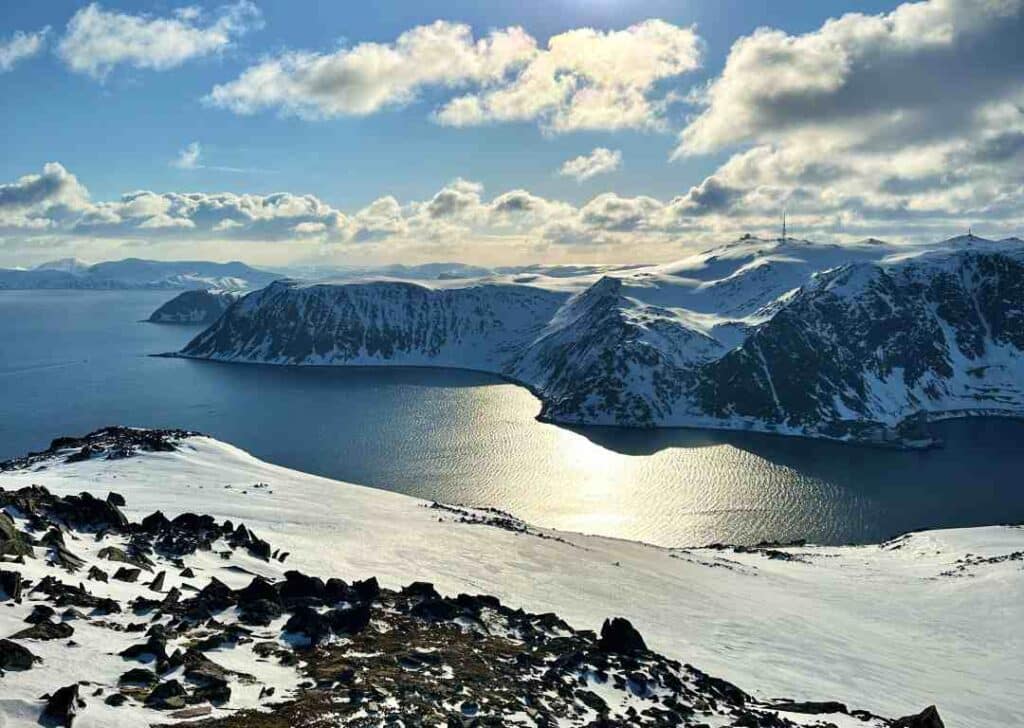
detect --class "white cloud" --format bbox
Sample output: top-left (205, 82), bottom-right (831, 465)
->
top-left (662, 0), bottom-right (1024, 239)
top-left (207, 19), bottom-right (702, 132)
top-left (436, 20), bottom-right (702, 133)
top-left (172, 141), bottom-right (202, 169)
top-left (207, 21), bottom-right (536, 118)
top-left (0, 28), bottom-right (49, 72)
top-left (559, 148), bottom-right (622, 182)
top-left (58, 1), bottom-right (262, 79)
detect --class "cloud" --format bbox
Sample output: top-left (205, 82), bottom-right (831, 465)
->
top-left (172, 141), bottom-right (202, 169)
top-left (436, 20), bottom-right (702, 133)
top-left (207, 21), bottom-right (536, 118)
top-left (0, 28), bottom-right (49, 72)
top-left (207, 19), bottom-right (702, 132)
top-left (661, 0), bottom-right (1024, 239)
top-left (2, 160), bottom-right (1021, 268)
top-left (559, 147), bottom-right (622, 181)
top-left (58, 1), bottom-right (262, 78)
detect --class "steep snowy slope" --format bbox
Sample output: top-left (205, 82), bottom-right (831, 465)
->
top-left (147, 289), bottom-right (241, 324)
top-left (0, 431), bottom-right (1017, 727)
top-left (180, 279), bottom-right (568, 370)
top-left (692, 248), bottom-right (1024, 441)
top-left (176, 235), bottom-right (1024, 444)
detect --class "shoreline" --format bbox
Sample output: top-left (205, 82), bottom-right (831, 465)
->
top-left (158, 351), bottom-right (1024, 451)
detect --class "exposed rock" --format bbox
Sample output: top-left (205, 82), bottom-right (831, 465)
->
top-left (24, 604), bottom-right (56, 624)
top-left (0, 638), bottom-right (39, 670)
top-left (9, 620), bottom-right (74, 641)
top-left (145, 679), bottom-right (188, 710)
top-left (598, 617), bottom-right (647, 654)
top-left (113, 567), bottom-right (142, 583)
top-left (42, 684), bottom-right (83, 727)
top-left (894, 705), bottom-right (945, 728)
top-left (0, 569), bottom-right (23, 601)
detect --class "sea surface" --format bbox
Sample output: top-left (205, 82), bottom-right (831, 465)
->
top-left (2, 289), bottom-right (1023, 547)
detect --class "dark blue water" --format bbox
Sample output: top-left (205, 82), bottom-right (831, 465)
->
top-left (2, 289), bottom-right (1023, 547)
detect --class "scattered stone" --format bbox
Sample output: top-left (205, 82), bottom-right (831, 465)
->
top-left (113, 567), bottom-right (142, 583)
top-left (145, 679), bottom-right (187, 710)
top-left (598, 617), bottom-right (647, 654)
top-left (119, 667), bottom-right (158, 686)
top-left (9, 620), bottom-right (74, 641)
top-left (148, 571), bottom-right (166, 592)
top-left (0, 569), bottom-right (22, 601)
top-left (86, 566), bottom-right (108, 583)
top-left (0, 638), bottom-right (40, 670)
top-left (24, 604), bottom-right (56, 624)
top-left (106, 492), bottom-right (126, 507)
top-left (104, 693), bottom-right (127, 707)
top-left (894, 705), bottom-right (945, 728)
top-left (42, 683), bottom-right (83, 727)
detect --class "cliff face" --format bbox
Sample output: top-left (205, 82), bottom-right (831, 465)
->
top-left (178, 238), bottom-right (1024, 444)
top-left (148, 289), bottom-right (239, 324)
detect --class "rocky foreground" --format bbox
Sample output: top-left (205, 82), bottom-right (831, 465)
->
top-left (0, 429), bottom-right (947, 727)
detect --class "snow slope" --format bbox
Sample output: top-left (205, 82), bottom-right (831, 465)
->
top-left (147, 289), bottom-right (241, 324)
top-left (1, 435), bottom-right (1019, 727)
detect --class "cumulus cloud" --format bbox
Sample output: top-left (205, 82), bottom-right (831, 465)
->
top-left (663, 0), bottom-right (1024, 238)
top-left (0, 28), bottom-right (49, 72)
top-left (207, 19), bottom-right (701, 132)
top-left (0, 163), bottom-right (347, 243)
top-left (559, 148), bottom-right (622, 181)
top-left (437, 20), bottom-right (702, 133)
top-left (58, 1), bottom-right (262, 78)
top-left (207, 21), bottom-right (536, 118)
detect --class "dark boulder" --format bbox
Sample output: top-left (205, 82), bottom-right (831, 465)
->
top-left (283, 606), bottom-right (330, 646)
top-left (769, 700), bottom-right (848, 715)
top-left (113, 567), bottom-right (141, 583)
top-left (42, 684), bottom-right (83, 727)
top-left (236, 576), bottom-right (279, 605)
top-left (140, 511), bottom-right (171, 533)
top-left (1, 569), bottom-right (23, 601)
top-left (326, 601), bottom-right (372, 635)
top-left (0, 638), bottom-right (39, 670)
top-left (239, 598), bottom-right (283, 627)
top-left (894, 706), bottom-right (945, 728)
top-left (598, 617), bottom-right (647, 654)
top-left (86, 566), bottom-right (108, 583)
top-left (148, 571), bottom-right (166, 592)
top-left (119, 667), bottom-right (158, 686)
top-left (0, 514), bottom-right (34, 558)
top-left (9, 621), bottom-right (74, 641)
top-left (145, 679), bottom-right (188, 710)
top-left (24, 604), bottom-right (56, 624)
top-left (106, 492), bottom-right (126, 507)
top-left (279, 571), bottom-right (326, 602)
top-left (352, 577), bottom-right (380, 602)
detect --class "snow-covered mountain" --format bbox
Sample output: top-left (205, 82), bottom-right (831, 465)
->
top-left (177, 235), bottom-right (1024, 445)
top-left (147, 289), bottom-right (241, 324)
top-left (0, 258), bottom-right (279, 291)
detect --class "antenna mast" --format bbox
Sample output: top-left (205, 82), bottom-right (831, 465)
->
top-left (782, 210), bottom-right (787, 242)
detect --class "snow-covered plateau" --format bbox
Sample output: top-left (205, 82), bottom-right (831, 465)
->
top-left (175, 234), bottom-right (1024, 447)
top-left (1, 428), bottom-right (1019, 726)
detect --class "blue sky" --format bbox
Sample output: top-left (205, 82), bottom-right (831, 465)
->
top-left (0, 0), bottom-right (1021, 266)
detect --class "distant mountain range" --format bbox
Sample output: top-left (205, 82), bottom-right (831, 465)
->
top-left (0, 258), bottom-right (280, 291)
top-left (175, 233), bottom-right (1024, 446)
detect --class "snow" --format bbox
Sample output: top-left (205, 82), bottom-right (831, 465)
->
top-left (2, 437), bottom-right (1020, 727)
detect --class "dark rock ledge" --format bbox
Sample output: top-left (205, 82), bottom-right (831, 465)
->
top-left (0, 430), bottom-right (945, 726)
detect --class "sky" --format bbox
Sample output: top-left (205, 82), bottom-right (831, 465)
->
top-left (0, 0), bottom-right (1021, 268)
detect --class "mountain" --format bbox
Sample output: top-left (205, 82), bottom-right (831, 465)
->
top-left (147, 289), bottom-right (241, 324)
top-left (2, 427), bottom-right (1010, 726)
top-left (176, 235), bottom-right (1024, 445)
top-left (0, 258), bottom-right (280, 291)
